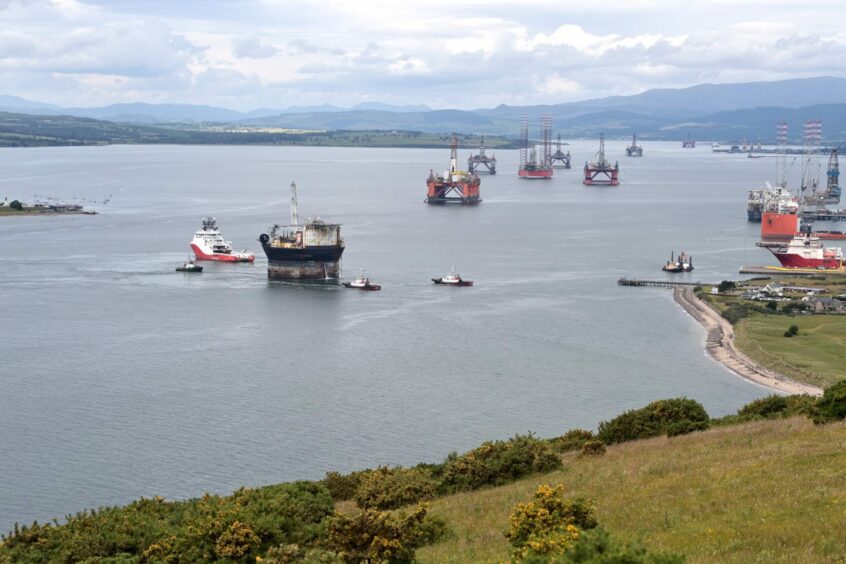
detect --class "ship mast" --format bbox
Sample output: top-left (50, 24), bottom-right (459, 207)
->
top-left (449, 135), bottom-right (458, 174)
top-left (290, 180), bottom-right (299, 226)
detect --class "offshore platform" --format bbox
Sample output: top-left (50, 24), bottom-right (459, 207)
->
top-left (426, 136), bottom-right (481, 205)
top-left (682, 133), bottom-right (696, 148)
top-left (625, 133), bottom-right (643, 157)
top-left (467, 136), bottom-right (496, 174)
top-left (549, 134), bottom-right (571, 169)
top-left (800, 121), bottom-right (841, 208)
top-left (583, 133), bottom-right (619, 186)
top-left (518, 114), bottom-right (553, 179)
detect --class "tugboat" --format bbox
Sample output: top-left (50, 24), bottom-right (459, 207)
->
top-left (191, 218), bottom-right (255, 262)
top-left (432, 267), bottom-right (473, 286)
top-left (176, 258), bottom-right (203, 272)
top-left (343, 269), bottom-right (381, 291)
top-left (662, 251), bottom-right (694, 273)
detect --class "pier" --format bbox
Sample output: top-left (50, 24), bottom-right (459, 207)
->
top-left (800, 209), bottom-right (846, 222)
top-left (617, 278), bottom-right (707, 288)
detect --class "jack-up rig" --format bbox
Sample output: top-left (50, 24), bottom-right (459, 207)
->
top-left (426, 135), bottom-right (482, 205)
top-left (682, 133), bottom-right (696, 148)
top-left (625, 133), bottom-right (643, 157)
top-left (518, 114), bottom-right (553, 179)
top-left (583, 133), bottom-right (619, 186)
top-left (467, 136), bottom-right (496, 175)
top-left (549, 134), bottom-right (571, 169)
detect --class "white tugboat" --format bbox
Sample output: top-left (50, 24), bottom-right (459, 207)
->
top-left (432, 266), bottom-right (473, 286)
top-left (191, 217), bottom-right (255, 262)
top-left (343, 269), bottom-right (381, 291)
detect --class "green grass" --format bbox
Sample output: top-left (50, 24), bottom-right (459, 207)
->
top-left (736, 314), bottom-right (846, 388)
top-left (417, 418), bottom-right (846, 563)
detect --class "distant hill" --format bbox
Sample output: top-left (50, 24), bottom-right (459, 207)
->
top-left (3, 76), bottom-right (846, 134)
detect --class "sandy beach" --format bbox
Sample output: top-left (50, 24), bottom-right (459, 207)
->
top-left (673, 287), bottom-right (823, 397)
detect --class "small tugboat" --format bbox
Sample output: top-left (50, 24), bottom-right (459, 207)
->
top-left (191, 217), bottom-right (255, 262)
top-left (343, 269), bottom-right (381, 291)
top-left (432, 267), bottom-right (473, 286)
top-left (662, 251), bottom-right (694, 273)
top-left (176, 258), bottom-right (203, 272)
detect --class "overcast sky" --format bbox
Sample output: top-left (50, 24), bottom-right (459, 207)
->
top-left (1, 0), bottom-right (845, 110)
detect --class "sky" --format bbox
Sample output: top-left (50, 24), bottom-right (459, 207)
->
top-left (1, 0), bottom-right (845, 110)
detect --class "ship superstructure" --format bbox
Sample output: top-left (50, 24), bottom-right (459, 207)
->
top-left (259, 181), bottom-right (345, 280)
top-left (583, 133), bottom-right (619, 186)
top-left (757, 229), bottom-right (844, 270)
top-left (190, 217), bottom-right (255, 262)
top-left (427, 136), bottom-right (482, 204)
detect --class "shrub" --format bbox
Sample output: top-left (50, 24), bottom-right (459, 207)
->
top-left (766, 300), bottom-right (778, 311)
top-left (327, 504), bottom-right (439, 564)
top-left (505, 485), bottom-right (597, 561)
top-left (737, 394), bottom-right (815, 420)
top-left (722, 303), bottom-right (759, 324)
top-left (9, 199), bottom-right (23, 210)
top-left (788, 324), bottom-right (799, 335)
top-left (440, 434), bottom-right (562, 493)
top-left (549, 430), bottom-right (594, 453)
top-left (321, 470), bottom-right (367, 502)
top-left (597, 398), bottom-right (710, 444)
top-left (0, 482), bottom-right (334, 563)
top-left (264, 543), bottom-right (341, 563)
top-left (580, 441), bottom-right (606, 456)
top-left (521, 527), bottom-right (685, 563)
top-left (783, 331), bottom-right (794, 337)
top-left (353, 466), bottom-right (437, 510)
top-left (812, 380), bottom-right (846, 424)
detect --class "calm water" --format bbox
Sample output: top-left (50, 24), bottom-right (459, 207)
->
top-left (0, 142), bottom-right (792, 530)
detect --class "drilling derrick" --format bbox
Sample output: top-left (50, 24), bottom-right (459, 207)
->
top-left (549, 133), bottom-right (571, 169)
top-left (800, 120), bottom-right (824, 208)
top-left (826, 149), bottom-right (841, 203)
top-left (467, 135), bottom-right (497, 175)
top-left (583, 133), bottom-right (620, 186)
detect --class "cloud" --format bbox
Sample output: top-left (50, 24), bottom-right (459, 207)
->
top-left (1, 0), bottom-right (845, 109)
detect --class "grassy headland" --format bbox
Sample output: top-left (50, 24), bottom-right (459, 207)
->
top-left (417, 417), bottom-right (846, 563)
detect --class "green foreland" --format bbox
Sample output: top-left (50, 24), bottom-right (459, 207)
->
top-left (418, 417), bottom-right (846, 563)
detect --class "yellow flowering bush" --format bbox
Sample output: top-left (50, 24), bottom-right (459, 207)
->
top-left (505, 484), bottom-right (597, 561)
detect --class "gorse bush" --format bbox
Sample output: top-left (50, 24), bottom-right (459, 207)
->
top-left (721, 303), bottom-right (761, 324)
top-left (548, 429), bottom-right (594, 453)
top-left (521, 527), bottom-right (685, 563)
top-left (597, 398), bottom-right (710, 444)
top-left (321, 470), bottom-right (367, 502)
top-left (812, 380), bottom-right (846, 424)
top-left (580, 441), bottom-right (606, 456)
top-left (353, 466), bottom-right (438, 510)
top-left (738, 394), bottom-right (815, 420)
top-left (1, 482), bottom-right (334, 563)
top-left (327, 504), bottom-right (444, 564)
top-left (505, 485), bottom-right (596, 561)
top-left (440, 434), bottom-right (562, 493)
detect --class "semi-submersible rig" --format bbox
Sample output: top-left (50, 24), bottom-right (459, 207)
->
top-left (426, 136), bottom-right (482, 205)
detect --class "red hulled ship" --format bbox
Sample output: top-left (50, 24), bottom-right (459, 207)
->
top-left (191, 217), bottom-right (255, 262)
top-left (757, 230), bottom-right (844, 270)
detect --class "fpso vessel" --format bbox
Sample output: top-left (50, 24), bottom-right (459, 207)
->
top-left (426, 136), bottom-right (481, 205)
top-left (259, 181), bottom-right (345, 280)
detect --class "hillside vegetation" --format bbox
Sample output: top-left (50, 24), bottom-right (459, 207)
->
top-left (2, 387), bottom-right (845, 562)
top-left (418, 417), bottom-right (846, 563)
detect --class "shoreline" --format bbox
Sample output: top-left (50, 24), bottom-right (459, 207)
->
top-left (673, 287), bottom-right (823, 397)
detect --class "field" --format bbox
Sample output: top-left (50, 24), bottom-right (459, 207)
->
top-left (736, 314), bottom-right (846, 388)
top-left (417, 417), bottom-right (846, 563)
